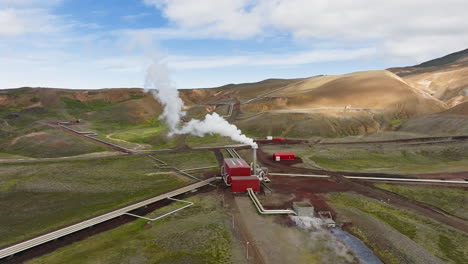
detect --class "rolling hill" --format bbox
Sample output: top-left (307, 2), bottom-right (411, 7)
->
top-left (389, 48), bottom-right (468, 107)
top-left (265, 70), bottom-right (446, 115)
top-left (1, 49), bottom-right (468, 156)
top-left (442, 101), bottom-right (468, 116)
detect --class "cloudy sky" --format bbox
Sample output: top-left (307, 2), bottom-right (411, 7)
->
top-left (1, 0), bottom-right (467, 89)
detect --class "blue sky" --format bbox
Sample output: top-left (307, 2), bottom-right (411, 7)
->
top-left (1, 0), bottom-right (467, 89)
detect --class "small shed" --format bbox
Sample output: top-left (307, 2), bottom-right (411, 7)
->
top-left (293, 201), bottom-right (314, 216)
top-left (272, 137), bottom-right (285, 142)
top-left (273, 152), bottom-right (295, 161)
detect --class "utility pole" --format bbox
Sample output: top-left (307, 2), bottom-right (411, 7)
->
top-left (246, 241), bottom-right (250, 260)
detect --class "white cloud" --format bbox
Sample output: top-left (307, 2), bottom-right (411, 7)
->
top-left (0, 9), bottom-right (24, 36)
top-left (170, 48), bottom-right (375, 69)
top-left (144, 0), bottom-right (264, 39)
top-left (144, 0), bottom-right (468, 60)
top-left (0, 0), bottom-right (67, 38)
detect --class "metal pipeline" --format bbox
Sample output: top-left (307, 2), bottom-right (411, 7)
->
top-left (247, 188), bottom-right (296, 215)
top-left (125, 197), bottom-right (193, 221)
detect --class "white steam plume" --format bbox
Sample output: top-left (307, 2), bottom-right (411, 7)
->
top-left (145, 58), bottom-right (257, 148)
top-left (175, 112), bottom-right (257, 147)
top-left (145, 62), bottom-right (185, 132)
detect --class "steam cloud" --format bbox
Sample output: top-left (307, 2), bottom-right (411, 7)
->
top-left (175, 112), bottom-right (257, 147)
top-left (145, 59), bottom-right (257, 148)
top-left (145, 62), bottom-right (185, 132)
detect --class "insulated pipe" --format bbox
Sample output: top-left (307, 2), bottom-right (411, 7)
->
top-left (125, 197), bottom-right (193, 221)
top-left (247, 188), bottom-right (296, 215)
top-left (268, 173), bottom-right (468, 184)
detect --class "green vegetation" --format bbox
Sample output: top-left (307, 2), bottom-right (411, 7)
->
top-left (2, 127), bottom-right (107, 158)
top-left (156, 151), bottom-right (218, 170)
top-left (61, 96), bottom-right (155, 132)
top-left (389, 119), bottom-right (405, 126)
top-left (347, 225), bottom-right (401, 264)
top-left (0, 156), bottom-right (188, 247)
top-left (186, 134), bottom-right (236, 147)
top-left (0, 152), bottom-right (27, 159)
top-left (61, 97), bottom-right (116, 112)
top-left (107, 119), bottom-right (177, 149)
top-left (0, 107), bottom-right (22, 114)
top-left (308, 145), bottom-right (468, 173)
top-left (375, 184), bottom-right (468, 219)
top-left (439, 235), bottom-right (466, 264)
top-left (6, 87), bottom-right (30, 98)
top-left (27, 194), bottom-right (236, 264)
top-left (110, 127), bottom-right (163, 142)
top-left (328, 192), bottom-right (468, 264)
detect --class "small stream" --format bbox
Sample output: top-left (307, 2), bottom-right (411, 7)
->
top-left (330, 227), bottom-right (383, 264)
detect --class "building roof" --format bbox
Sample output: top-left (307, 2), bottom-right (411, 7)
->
top-left (224, 158), bottom-right (250, 169)
top-left (273, 152), bottom-right (295, 156)
top-left (231, 176), bottom-right (259, 180)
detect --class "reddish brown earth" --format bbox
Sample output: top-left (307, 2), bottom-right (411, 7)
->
top-left (255, 139), bottom-right (309, 145)
top-left (268, 176), bottom-right (348, 213)
top-left (257, 148), bottom-right (405, 178)
top-left (415, 171), bottom-right (468, 180)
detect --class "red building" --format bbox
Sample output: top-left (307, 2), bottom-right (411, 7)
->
top-left (273, 152), bottom-right (295, 161)
top-left (223, 158), bottom-right (251, 184)
top-left (222, 158), bottom-right (260, 193)
top-left (231, 176), bottom-right (260, 193)
top-left (272, 137), bottom-right (285, 142)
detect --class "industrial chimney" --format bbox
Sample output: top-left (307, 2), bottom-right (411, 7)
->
top-left (252, 144), bottom-right (258, 176)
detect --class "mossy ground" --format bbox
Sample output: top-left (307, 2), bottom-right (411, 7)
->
top-left (26, 194), bottom-right (238, 264)
top-left (307, 144), bottom-right (468, 173)
top-left (0, 156), bottom-right (188, 247)
top-left (327, 192), bottom-right (468, 264)
top-left (374, 184), bottom-right (468, 219)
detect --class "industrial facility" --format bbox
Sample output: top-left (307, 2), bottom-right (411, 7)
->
top-left (222, 146), bottom-right (262, 193)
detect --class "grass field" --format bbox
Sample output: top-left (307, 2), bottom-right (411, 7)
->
top-left (375, 184), bottom-right (468, 219)
top-left (186, 134), bottom-right (237, 147)
top-left (307, 144), bottom-right (468, 173)
top-left (327, 192), bottom-right (468, 264)
top-left (155, 151), bottom-right (219, 170)
top-left (0, 152), bottom-right (28, 159)
top-left (2, 127), bottom-right (107, 158)
top-left (26, 193), bottom-right (242, 264)
top-left (88, 119), bottom-right (179, 149)
top-left (0, 156), bottom-right (189, 247)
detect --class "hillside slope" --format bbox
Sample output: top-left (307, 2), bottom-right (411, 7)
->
top-left (389, 48), bottom-right (468, 106)
top-left (0, 88), bottom-right (162, 157)
top-left (442, 101), bottom-right (468, 116)
top-left (264, 70), bottom-right (446, 116)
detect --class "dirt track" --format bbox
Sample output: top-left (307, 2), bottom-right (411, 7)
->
top-left (223, 191), bottom-right (266, 264)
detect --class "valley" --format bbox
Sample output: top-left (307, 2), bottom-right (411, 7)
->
top-left (1, 49), bottom-right (468, 264)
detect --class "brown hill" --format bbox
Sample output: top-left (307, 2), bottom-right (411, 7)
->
top-left (399, 114), bottom-right (468, 136)
top-left (389, 48), bottom-right (468, 106)
top-left (442, 101), bottom-right (468, 116)
top-left (263, 70), bottom-right (446, 116)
